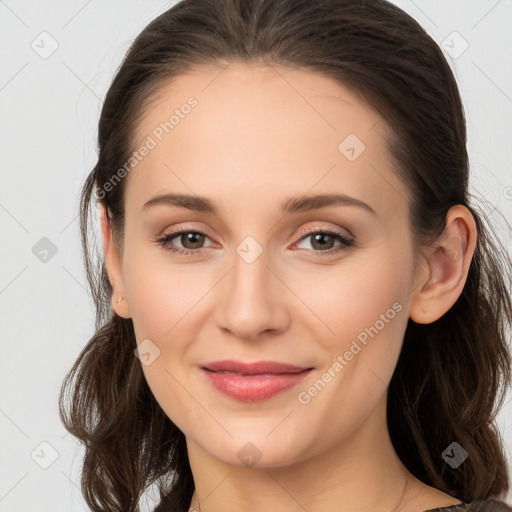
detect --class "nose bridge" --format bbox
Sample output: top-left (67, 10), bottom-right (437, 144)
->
top-left (215, 234), bottom-right (287, 339)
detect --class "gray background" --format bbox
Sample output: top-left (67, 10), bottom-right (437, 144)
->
top-left (1, 0), bottom-right (511, 510)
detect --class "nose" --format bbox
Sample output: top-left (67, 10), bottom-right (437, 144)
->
top-left (213, 245), bottom-right (290, 341)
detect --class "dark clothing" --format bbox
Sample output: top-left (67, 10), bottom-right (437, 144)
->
top-left (425, 500), bottom-right (512, 511)
top-left (154, 498), bottom-right (512, 511)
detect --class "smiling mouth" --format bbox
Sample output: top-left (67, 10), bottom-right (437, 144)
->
top-left (201, 368), bottom-right (313, 401)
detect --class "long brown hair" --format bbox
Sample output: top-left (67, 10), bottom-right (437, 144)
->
top-left (59, 0), bottom-right (512, 510)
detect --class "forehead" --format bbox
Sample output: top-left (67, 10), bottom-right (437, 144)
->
top-left (125, 62), bottom-right (408, 221)
top-left (133, 61), bottom-right (383, 148)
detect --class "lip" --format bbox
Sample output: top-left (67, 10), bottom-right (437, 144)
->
top-left (202, 359), bottom-right (310, 375)
top-left (200, 359), bottom-right (314, 402)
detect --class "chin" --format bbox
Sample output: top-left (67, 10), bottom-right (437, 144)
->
top-left (198, 434), bottom-right (309, 469)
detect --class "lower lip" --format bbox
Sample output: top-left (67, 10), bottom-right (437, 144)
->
top-left (201, 368), bottom-right (313, 402)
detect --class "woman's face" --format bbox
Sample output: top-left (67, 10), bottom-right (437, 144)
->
top-left (112, 63), bottom-right (426, 468)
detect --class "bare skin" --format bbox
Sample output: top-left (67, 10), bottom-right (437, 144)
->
top-left (100, 62), bottom-right (476, 511)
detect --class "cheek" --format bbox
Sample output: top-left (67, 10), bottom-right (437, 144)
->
top-left (296, 251), bottom-right (408, 339)
top-left (289, 262), bottom-right (409, 440)
top-left (122, 247), bottom-right (218, 422)
top-left (293, 250), bottom-right (411, 394)
top-left (123, 242), bottom-right (210, 339)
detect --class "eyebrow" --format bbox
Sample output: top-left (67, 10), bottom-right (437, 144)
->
top-left (142, 192), bottom-right (377, 216)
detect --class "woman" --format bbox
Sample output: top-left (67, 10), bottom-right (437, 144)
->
top-left (59, 0), bottom-right (512, 511)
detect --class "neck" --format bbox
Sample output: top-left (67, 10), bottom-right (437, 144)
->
top-left (186, 396), bottom-right (425, 512)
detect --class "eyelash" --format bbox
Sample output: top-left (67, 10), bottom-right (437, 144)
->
top-left (156, 225), bottom-right (354, 257)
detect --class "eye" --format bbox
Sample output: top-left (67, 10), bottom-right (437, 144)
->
top-left (292, 226), bottom-right (354, 256)
top-left (156, 228), bottom-right (214, 255)
top-left (155, 225), bottom-right (355, 257)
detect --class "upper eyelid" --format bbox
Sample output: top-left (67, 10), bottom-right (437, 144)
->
top-left (161, 223), bottom-right (349, 236)
top-left (162, 226), bottom-right (216, 244)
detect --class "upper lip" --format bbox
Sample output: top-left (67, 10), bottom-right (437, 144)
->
top-left (202, 359), bottom-right (312, 375)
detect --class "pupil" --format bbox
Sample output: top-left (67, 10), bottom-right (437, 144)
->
top-left (312, 233), bottom-right (333, 250)
top-left (183, 232), bottom-right (204, 249)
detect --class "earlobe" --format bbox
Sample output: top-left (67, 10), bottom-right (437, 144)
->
top-left (409, 205), bottom-right (477, 325)
top-left (99, 204), bottom-right (131, 319)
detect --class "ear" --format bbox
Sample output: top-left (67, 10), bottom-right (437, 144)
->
top-left (409, 205), bottom-right (477, 324)
top-left (99, 203), bottom-right (131, 319)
